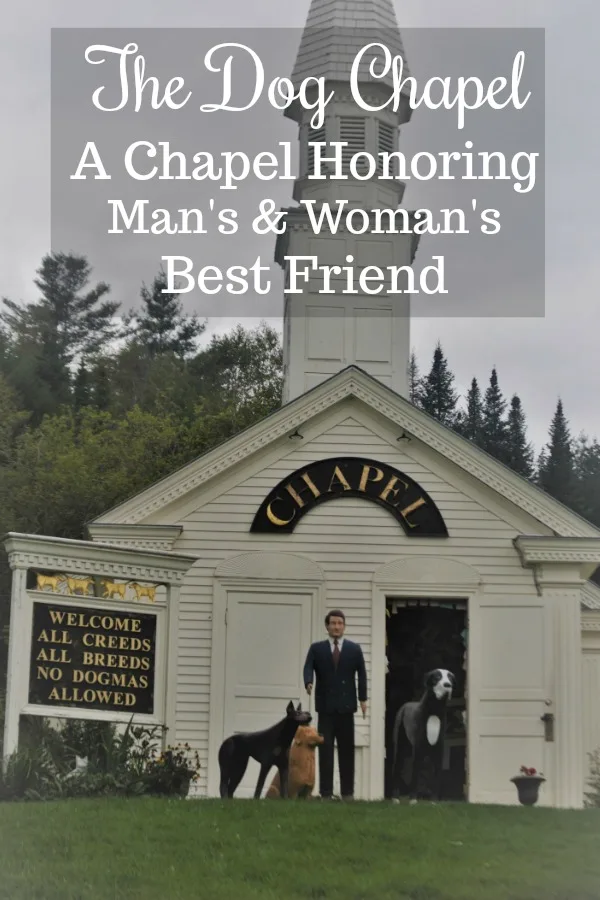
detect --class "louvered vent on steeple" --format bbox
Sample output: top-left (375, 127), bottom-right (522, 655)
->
top-left (377, 120), bottom-right (397, 173)
top-left (340, 117), bottom-right (366, 171)
top-left (308, 123), bottom-right (327, 174)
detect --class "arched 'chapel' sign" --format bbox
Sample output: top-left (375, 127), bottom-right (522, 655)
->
top-left (251, 457), bottom-right (448, 536)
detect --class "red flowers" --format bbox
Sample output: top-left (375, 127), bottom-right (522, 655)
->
top-left (520, 765), bottom-right (538, 776)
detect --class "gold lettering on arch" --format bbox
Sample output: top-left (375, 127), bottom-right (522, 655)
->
top-left (327, 465), bottom-right (352, 493)
top-left (285, 472), bottom-right (321, 508)
top-left (399, 497), bottom-right (427, 527)
top-left (266, 497), bottom-right (295, 527)
top-left (379, 475), bottom-right (408, 503)
top-left (359, 465), bottom-right (384, 492)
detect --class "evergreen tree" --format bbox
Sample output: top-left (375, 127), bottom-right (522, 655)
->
top-left (128, 270), bottom-right (205, 357)
top-left (480, 368), bottom-right (509, 463)
top-left (93, 361), bottom-right (111, 411)
top-left (538, 399), bottom-right (574, 506)
top-left (573, 434), bottom-right (600, 528)
top-left (0, 374), bottom-right (28, 466)
top-left (505, 394), bottom-right (534, 479)
top-left (535, 448), bottom-right (547, 486)
top-left (419, 342), bottom-right (459, 427)
top-left (1, 253), bottom-right (118, 417)
top-left (456, 377), bottom-right (483, 445)
top-left (73, 359), bottom-right (91, 410)
top-left (408, 350), bottom-right (424, 407)
top-left (2, 253), bottom-right (118, 361)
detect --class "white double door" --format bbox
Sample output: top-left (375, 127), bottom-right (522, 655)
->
top-left (222, 588), bottom-right (314, 798)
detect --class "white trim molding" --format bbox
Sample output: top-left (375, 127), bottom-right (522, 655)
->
top-left (513, 535), bottom-right (600, 587)
top-left (582, 581), bottom-right (600, 610)
top-left (214, 551), bottom-right (325, 582)
top-left (373, 556), bottom-right (482, 592)
top-left (4, 532), bottom-right (196, 583)
top-left (86, 523), bottom-right (183, 552)
top-left (582, 612), bottom-right (600, 632)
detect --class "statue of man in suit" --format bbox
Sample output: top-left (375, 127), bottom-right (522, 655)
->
top-left (303, 609), bottom-right (368, 800)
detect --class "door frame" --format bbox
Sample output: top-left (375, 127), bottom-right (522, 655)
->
top-left (370, 556), bottom-right (484, 802)
top-left (207, 574), bottom-right (324, 797)
top-left (381, 593), bottom-right (469, 801)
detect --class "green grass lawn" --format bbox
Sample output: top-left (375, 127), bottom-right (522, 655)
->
top-left (1, 798), bottom-right (599, 900)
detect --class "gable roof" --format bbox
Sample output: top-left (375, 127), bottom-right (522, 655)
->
top-left (90, 365), bottom-right (600, 541)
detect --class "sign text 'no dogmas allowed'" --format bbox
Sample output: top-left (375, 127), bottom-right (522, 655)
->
top-left (29, 602), bottom-right (157, 714)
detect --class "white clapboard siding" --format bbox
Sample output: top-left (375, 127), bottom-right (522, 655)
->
top-left (167, 413), bottom-right (546, 794)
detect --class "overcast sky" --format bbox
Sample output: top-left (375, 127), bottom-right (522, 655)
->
top-left (1, 0), bottom-right (598, 451)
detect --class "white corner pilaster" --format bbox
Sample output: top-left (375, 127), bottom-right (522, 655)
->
top-left (536, 565), bottom-right (584, 809)
top-left (2, 565), bottom-right (29, 766)
top-left (164, 583), bottom-right (181, 747)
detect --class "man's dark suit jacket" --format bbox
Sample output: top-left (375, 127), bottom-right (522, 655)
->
top-left (303, 639), bottom-right (368, 714)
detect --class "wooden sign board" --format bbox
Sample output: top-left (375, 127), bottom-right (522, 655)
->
top-left (29, 602), bottom-right (157, 715)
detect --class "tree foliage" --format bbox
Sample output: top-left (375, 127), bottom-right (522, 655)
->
top-left (480, 368), bottom-right (509, 464)
top-left (126, 270), bottom-right (205, 358)
top-left (538, 399), bottom-right (574, 507)
top-left (419, 342), bottom-right (459, 427)
top-left (506, 395), bottom-right (534, 479)
top-left (408, 351), bottom-right (424, 408)
top-left (1, 253), bottom-right (118, 420)
top-left (456, 377), bottom-right (483, 445)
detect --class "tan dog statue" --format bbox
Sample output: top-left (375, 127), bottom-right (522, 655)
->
top-left (266, 725), bottom-right (324, 799)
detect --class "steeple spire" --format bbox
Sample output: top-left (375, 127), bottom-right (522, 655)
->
top-left (291, 0), bottom-right (410, 100)
top-left (277, 0), bottom-right (416, 404)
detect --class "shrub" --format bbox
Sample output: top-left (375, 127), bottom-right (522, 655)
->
top-left (143, 743), bottom-right (201, 796)
top-left (0, 743), bottom-right (62, 801)
top-left (0, 717), bottom-right (200, 802)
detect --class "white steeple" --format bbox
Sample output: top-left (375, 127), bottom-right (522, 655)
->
top-left (291, 0), bottom-right (410, 93)
top-left (276, 0), bottom-right (418, 404)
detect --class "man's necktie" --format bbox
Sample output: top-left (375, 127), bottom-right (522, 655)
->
top-left (332, 638), bottom-right (340, 669)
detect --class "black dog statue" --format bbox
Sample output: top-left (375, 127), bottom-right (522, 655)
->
top-left (391, 668), bottom-right (455, 804)
top-left (219, 701), bottom-right (312, 798)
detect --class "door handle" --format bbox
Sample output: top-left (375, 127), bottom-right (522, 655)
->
top-left (541, 712), bottom-right (554, 742)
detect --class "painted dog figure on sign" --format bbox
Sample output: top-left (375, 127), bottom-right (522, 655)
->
top-left (391, 668), bottom-right (455, 804)
top-left (218, 701), bottom-right (312, 799)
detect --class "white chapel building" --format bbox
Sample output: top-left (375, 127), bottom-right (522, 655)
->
top-left (5, 0), bottom-right (600, 807)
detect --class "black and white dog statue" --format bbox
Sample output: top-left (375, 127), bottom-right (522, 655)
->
top-left (391, 668), bottom-right (455, 804)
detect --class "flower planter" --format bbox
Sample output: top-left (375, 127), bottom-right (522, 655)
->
top-left (510, 774), bottom-right (546, 806)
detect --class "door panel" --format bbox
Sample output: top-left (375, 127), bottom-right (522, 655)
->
top-left (223, 590), bottom-right (312, 798)
top-left (470, 597), bottom-right (554, 805)
top-left (582, 650), bottom-right (600, 782)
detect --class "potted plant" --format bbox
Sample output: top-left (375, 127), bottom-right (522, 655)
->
top-left (144, 743), bottom-right (201, 798)
top-left (511, 765), bottom-right (546, 806)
